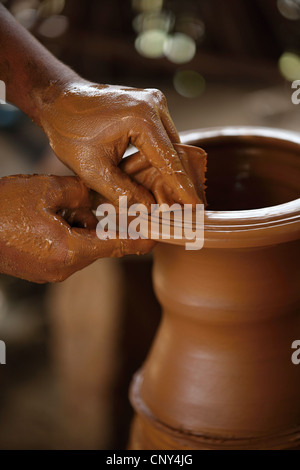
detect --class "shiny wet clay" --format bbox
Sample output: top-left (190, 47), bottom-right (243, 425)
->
top-left (128, 126), bottom-right (300, 450)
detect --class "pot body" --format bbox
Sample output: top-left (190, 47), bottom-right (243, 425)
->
top-left (129, 127), bottom-right (300, 449)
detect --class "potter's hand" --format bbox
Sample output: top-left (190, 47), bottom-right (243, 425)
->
top-left (0, 6), bottom-right (199, 206)
top-left (38, 81), bottom-right (200, 207)
top-left (120, 143), bottom-right (207, 206)
top-left (0, 175), bottom-right (154, 284)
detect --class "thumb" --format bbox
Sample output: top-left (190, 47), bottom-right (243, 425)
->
top-left (45, 176), bottom-right (92, 211)
top-left (67, 228), bottom-right (155, 266)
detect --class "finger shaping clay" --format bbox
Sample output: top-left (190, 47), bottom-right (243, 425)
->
top-left (120, 143), bottom-right (207, 206)
top-left (127, 127), bottom-right (300, 450)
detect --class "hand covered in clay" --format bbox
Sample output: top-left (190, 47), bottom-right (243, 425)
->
top-left (38, 81), bottom-right (200, 207)
top-left (0, 175), bottom-right (154, 283)
top-left (0, 6), bottom-right (200, 207)
top-left (120, 143), bottom-right (207, 206)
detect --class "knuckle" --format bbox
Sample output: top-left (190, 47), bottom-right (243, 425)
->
top-left (64, 247), bottom-right (77, 269)
top-left (48, 272), bottom-right (68, 283)
top-left (142, 117), bottom-right (155, 131)
top-left (130, 116), bottom-right (153, 134)
top-left (45, 240), bottom-right (72, 283)
top-left (146, 88), bottom-right (166, 104)
top-left (44, 265), bottom-right (68, 283)
top-left (112, 240), bottom-right (125, 258)
top-left (43, 175), bottom-right (73, 206)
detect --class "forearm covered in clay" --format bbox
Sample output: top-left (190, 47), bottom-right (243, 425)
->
top-left (0, 4), bottom-right (78, 125)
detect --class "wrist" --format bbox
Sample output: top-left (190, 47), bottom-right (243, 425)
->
top-left (31, 70), bottom-right (84, 126)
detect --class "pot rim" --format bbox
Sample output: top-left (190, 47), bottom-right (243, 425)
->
top-left (173, 127), bottom-right (300, 248)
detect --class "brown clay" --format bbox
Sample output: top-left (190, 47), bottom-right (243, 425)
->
top-left (0, 4), bottom-right (203, 281)
top-left (38, 81), bottom-right (201, 208)
top-left (128, 127), bottom-right (300, 450)
top-left (120, 143), bottom-right (207, 206)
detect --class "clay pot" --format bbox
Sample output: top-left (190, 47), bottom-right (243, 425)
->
top-left (128, 127), bottom-right (300, 450)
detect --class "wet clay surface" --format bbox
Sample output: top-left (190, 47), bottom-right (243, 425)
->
top-left (0, 144), bottom-right (206, 284)
top-left (129, 128), bottom-right (300, 450)
top-left (0, 5), bottom-right (206, 284)
top-left (39, 82), bottom-right (201, 209)
top-left (200, 135), bottom-right (300, 211)
top-left (120, 143), bottom-right (207, 206)
top-left (0, 175), bottom-right (153, 283)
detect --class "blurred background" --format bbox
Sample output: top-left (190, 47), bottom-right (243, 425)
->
top-left (0, 0), bottom-right (300, 450)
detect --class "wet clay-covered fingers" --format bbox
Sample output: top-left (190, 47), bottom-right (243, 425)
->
top-left (120, 143), bottom-right (207, 206)
top-left (0, 175), bottom-right (154, 284)
top-left (39, 82), bottom-right (201, 208)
